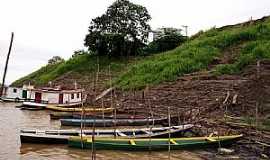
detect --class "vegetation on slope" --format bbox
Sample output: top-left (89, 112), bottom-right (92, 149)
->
top-left (13, 17), bottom-right (270, 90)
top-left (12, 54), bottom-right (131, 86)
top-left (115, 17), bottom-right (270, 89)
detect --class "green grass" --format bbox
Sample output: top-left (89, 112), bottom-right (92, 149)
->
top-left (214, 40), bottom-right (270, 75)
top-left (115, 19), bottom-right (270, 89)
top-left (12, 54), bottom-right (132, 86)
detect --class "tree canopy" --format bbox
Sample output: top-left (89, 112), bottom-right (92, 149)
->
top-left (144, 27), bottom-right (186, 54)
top-left (84, 0), bottom-right (151, 57)
top-left (48, 56), bottom-right (64, 65)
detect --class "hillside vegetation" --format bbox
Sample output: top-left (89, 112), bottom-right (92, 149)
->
top-left (12, 54), bottom-right (132, 87)
top-left (115, 17), bottom-right (270, 89)
top-left (13, 16), bottom-right (270, 90)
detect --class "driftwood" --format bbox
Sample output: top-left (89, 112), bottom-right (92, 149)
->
top-left (255, 141), bottom-right (270, 147)
top-left (223, 91), bottom-right (230, 105)
top-left (95, 87), bottom-right (114, 101)
top-left (232, 94), bottom-right (238, 104)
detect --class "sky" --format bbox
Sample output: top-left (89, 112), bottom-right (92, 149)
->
top-left (0, 0), bottom-right (270, 85)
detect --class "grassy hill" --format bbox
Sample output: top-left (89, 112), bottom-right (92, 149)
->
top-left (115, 16), bottom-right (270, 89)
top-left (13, 16), bottom-right (270, 90)
top-left (12, 54), bottom-right (133, 87)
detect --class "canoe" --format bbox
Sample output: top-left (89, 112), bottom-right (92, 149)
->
top-left (20, 125), bottom-right (194, 144)
top-left (68, 134), bottom-right (243, 150)
top-left (45, 105), bottom-right (114, 113)
top-left (50, 112), bottom-right (74, 119)
top-left (20, 106), bottom-right (45, 111)
top-left (60, 118), bottom-right (167, 127)
top-left (50, 112), bottom-right (147, 120)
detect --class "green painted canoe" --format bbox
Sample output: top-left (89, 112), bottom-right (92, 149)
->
top-left (68, 134), bottom-right (243, 151)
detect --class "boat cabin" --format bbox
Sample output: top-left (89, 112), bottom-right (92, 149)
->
top-left (2, 85), bottom-right (33, 101)
top-left (28, 87), bottom-right (84, 106)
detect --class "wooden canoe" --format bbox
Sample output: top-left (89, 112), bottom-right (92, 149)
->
top-left (50, 112), bottom-right (147, 120)
top-left (20, 125), bottom-right (194, 144)
top-left (60, 118), bottom-right (167, 127)
top-left (68, 134), bottom-right (243, 150)
top-left (45, 105), bottom-right (114, 113)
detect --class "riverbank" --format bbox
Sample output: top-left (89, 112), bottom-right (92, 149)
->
top-left (86, 60), bottom-right (270, 159)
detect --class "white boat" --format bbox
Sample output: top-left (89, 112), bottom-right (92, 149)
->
top-left (20, 124), bottom-right (194, 144)
top-left (19, 87), bottom-right (85, 109)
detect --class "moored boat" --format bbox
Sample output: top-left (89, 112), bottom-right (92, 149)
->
top-left (50, 112), bottom-right (147, 120)
top-left (60, 118), bottom-right (167, 127)
top-left (68, 134), bottom-right (243, 150)
top-left (46, 105), bottom-right (114, 113)
top-left (20, 125), bottom-right (194, 144)
top-left (50, 112), bottom-right (74, 119)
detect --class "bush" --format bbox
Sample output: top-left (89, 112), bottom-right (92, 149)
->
top-left (144, 34), bottom-right (186, 55)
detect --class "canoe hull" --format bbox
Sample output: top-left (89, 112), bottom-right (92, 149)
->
top-left (46, 105), bottom-right (114, 113)
top-left (20, 125), bottom-right (193, 144)
top-left (68, 135), bottom-right (243, 151)
top-left (20, 133), bottom-right (68, 144)
top-left (60, 118), bottom-right (166, 127)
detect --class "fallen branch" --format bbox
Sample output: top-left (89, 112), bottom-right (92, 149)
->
top-left (255, 141), bottom-right (270, 147)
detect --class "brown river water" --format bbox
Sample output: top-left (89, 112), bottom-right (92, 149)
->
top-left (0, 102), bottom-right (208, 160)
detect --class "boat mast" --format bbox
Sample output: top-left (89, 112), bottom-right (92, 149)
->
top-left (0, 32), bottom-right (14, 97)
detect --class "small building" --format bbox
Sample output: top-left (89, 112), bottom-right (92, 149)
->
top-left (151, 27), bottom-right (182, 41)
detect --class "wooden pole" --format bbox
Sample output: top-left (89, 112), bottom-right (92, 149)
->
top-left (108, 65), bottom-right (117, 138)
top-left (102, 98), bottom-right (105, 127)
top-left (255, 61), bottom-right (260, 133)
top-left (91, 116), bottom-right (96, 160)
top-left (148, 99), bottom-right (153, 159)
top-left (91, 58), bottom-right (99, 160)
top-left (1, 32), bottom-right (14, 97)
top-left (177, 108), bottom-right (181, 125)
top-left (80, 91), bottom-right (85, 149)
top-left (168, 106), bottom-right (171, 160)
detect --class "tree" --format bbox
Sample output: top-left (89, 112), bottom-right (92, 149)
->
top-left (84, 0), bottom-right (151, 57)
top-left (48, 56), bottom-right (64, 65)
top-left (144, 27), bottom-right (186, 54)
top-left (72, 49), bottom-right (92, 58)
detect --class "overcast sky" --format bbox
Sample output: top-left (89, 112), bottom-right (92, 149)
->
top-left (0, 0), bottom-right (270, 85)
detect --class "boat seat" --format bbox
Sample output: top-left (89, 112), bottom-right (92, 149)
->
top-left (117, 131), bottom-right (127, 137)
top-left (129, 140), bottom-right (136, 145)
top-left (169, 139), bottom-right (178, 145)
top-left (206, 137), bottom-right (217, 142)
top-left (86, 138), bottom-right (92, 143)
top-left (144, 130), bottom-right (152, 134)
top-left (36, 131), bottom-right (45, 134)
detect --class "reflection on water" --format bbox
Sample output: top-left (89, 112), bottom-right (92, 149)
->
top-left (0, 102), bottom-right (205, 160)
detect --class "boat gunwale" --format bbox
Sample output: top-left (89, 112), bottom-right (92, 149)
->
top-left (70, 134), bottom-right (243, 142)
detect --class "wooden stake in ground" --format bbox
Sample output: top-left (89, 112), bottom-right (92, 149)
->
top-left (168, 106), bottom-right (171, 160)
top-left (255, 61), bottom-right (260, 133)
top-left (80, 91), bottom-right (85, 149)
top-left (0, 32), bottom-right (14, 97)
top-left (148, 99), bottom-right (154, 160)
top-left (108, 65), bottom-right (117, 138)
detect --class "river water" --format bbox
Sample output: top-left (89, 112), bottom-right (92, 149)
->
top-left (0, 102), bottom-right (207, 160)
